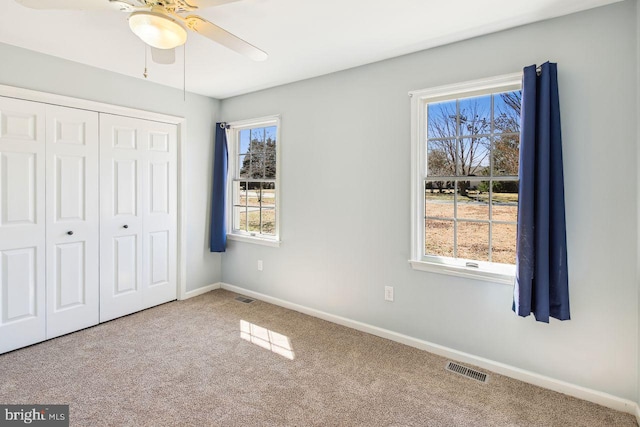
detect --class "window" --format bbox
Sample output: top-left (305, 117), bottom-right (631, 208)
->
top-left (409, 74), bottom-right (521, 283)
top-left (227, 116), bottom-right (280, 246)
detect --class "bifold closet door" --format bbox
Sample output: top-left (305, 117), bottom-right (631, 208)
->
top-left (99, 114), bottom-right (177, 322)
top-left (0, 97), bottom-right (46, 353)
top-left (45, 105), bottom-right (99, 339)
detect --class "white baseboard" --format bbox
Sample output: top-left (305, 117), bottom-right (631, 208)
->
top-left (636, 403), bottom-right (640, 424)
top-left (219, 282), bottom-right (638, 416)
top-left (181, 283), bottom-right (221, 300)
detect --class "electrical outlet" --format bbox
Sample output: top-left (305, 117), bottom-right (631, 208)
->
top-left (257, 260), bottom-right (263, 271)
top-left (384, 286), bottom-right (394, 302)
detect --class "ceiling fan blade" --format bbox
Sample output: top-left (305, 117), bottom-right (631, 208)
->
top-left (180, 15), bottom-right (268, 61)
top-left (15, 0), bottom-right (138, 11)
top-left (191, 0), bottom-right (241, 7)
top-left (150, 47), bottom-right (176, 65)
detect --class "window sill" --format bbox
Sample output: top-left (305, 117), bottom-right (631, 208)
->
top-left (227, 233), bottom-right (281, 248)
top-left (409, 260), bottom-right (514, 286)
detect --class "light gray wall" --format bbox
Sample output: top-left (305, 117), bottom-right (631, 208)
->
top-left (0, 42), bottom-right (222, 292)
top-left (220, 1), bottom-right (638, 401)
top-left (637, 0), bottom-right (640, 411)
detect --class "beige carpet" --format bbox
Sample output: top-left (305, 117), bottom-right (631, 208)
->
top-left (0, 289), bottom-right (636, 426)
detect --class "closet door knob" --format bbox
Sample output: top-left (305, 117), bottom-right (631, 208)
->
top-left (67, 231), bottom-right (74, 235)
top-left (123, 225), bottom-right (129, 229)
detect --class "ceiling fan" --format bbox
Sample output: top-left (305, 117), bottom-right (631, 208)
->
top-left (15, 0), bottom-right (268, 65)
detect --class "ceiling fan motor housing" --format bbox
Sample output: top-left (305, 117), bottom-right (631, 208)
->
top-left (128, 8), bottom-right (188, 49)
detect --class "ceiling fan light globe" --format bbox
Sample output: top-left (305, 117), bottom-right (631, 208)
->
top-left (129, 11), bottom-right (187, 49)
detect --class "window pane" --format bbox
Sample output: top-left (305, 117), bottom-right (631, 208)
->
top-left (265, 149), bottom-right (276, 179)
top-left (247, 127), bottom-right (266, 179)
top-left (427, 100), bottom-right (457, 139)
top-left (261, 182), bottom-right (276, 208)
top-left (239, 129), bottom-right (251, 154)
top-left (265, 126), bottom-right (277, 143)
top-left (427, 139), bottom-right (455, 176)
top-left (457, 179), bottom-right (489, 220)
top-left (261, 208), bottom-right (276, 235)
top-left (459, 95), bottom-right (491, 137)
top-left (425, 181), bottom-right (454, 218)
top-left (457, 221), bottom-right (489, 261)
top-left (493, 135), bottom-right (519, 176)
top-left (251, 151), bottom-right (265, 178)
top-left (492, 223), bottom-right (516, 264)
top-left (425, 219), bottom-right (454, 257)
top-left (493, 91), bottom-right (521, 134)
top-left (239, 155), bottom-right (250, 178)
top-left (247, 209), bottom-right (261, 233)
top-left (458, 137), bottom-right (490, 176)
top-left (246, 182), bottom-right (261, 207)
top-left (491, 182), bottom-right (519, 221)
top-left (250, 127), bottom-right (265, 143)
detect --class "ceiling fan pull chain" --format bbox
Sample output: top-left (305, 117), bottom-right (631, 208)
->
top-left (143, 44), bottom-right (149, 79)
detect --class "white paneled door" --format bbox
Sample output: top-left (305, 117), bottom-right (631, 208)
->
top-left (45, 105), bottom-right (99, 339)
top-left (0, 97), bottom-right (47, 353)
top-left (143, 124), bottom-right (178, 309)
top-left (99, 114), bottom-right (177, 322)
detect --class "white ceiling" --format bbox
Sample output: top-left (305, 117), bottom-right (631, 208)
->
top-left (0, 0), bottom-right (622, 99)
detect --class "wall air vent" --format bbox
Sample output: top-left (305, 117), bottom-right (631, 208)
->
top-left (445, 361), bottom-right (488, 383)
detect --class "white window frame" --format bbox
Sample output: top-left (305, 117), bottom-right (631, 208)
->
top-left (226, 115), bottom-right (281, 247)
top-left (409, 73), bottom-right (522, 285)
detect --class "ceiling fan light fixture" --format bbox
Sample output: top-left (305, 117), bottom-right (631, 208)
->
top-left (129, 11), bottom-right (187, 49)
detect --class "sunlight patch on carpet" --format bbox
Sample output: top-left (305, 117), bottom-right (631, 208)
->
top-left (240, 320), bottom-right (295, 360)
